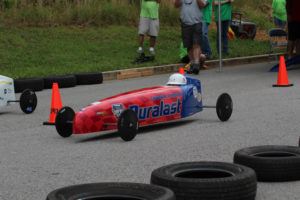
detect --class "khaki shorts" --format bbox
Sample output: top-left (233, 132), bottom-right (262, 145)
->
top-left (138, 17), bottom-right (159, 37)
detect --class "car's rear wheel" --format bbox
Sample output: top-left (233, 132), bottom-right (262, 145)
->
top-left (19, 89), bottom-right (37, 114)
top-left (55, 106), bottom-right (75, 138)
top-left (216, 93), bottom-right (233, 121)
top-left (118, 109), bottom-right (138, 141)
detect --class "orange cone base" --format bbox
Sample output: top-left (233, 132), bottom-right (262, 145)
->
top-left (43, 82), bottom-right (63, 126)
top-left (179, 67), bottom-right (185, 74)
top-left (272, 83), bottom-right (293, 87)
top-left (43, 122), bottom-right (56, 126)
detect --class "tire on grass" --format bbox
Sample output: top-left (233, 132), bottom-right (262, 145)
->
top-left (43, 75), bottom-right (77, 89)
top-left (14, 78), bottom-right (44, 93)
top-left (151, 161), bottom-right (257, 200)
top-left (234, 145), bottom-right (300, 182)
top-left (74, 72), bottom-right (103, 85)
top-left (46, 182), bottom-right (175, 200)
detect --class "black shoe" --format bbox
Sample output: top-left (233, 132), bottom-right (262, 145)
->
top-left (191, 63), bottom-right (200, 75)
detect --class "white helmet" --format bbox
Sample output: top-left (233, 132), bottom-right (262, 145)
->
top-left (167, 73), bottom-right (187, 85)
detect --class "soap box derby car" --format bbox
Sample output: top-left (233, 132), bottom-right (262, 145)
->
top-left (55, 73), bottom-right (233, 141)
top-left (0, 75), bottom-right (37, 114)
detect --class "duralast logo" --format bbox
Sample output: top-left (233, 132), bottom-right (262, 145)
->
top-left (129, 98), bottom-right (182, 120)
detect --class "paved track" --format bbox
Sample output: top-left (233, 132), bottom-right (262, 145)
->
top-left (1, 61), bottom-right (300, 200)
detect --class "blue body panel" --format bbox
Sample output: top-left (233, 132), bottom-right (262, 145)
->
top-left (180, 75), bottom-right (203, 118)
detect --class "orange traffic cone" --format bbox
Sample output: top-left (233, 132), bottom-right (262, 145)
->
top-left (273, 56), bottom-right (293, 87)
top-left (43, 83), bottom-right (63, 125)
top-left (179, 67), bottom-right (185, 74)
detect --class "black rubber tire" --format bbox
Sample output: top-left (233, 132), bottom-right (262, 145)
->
top-left (19, 89), bottom-right (37, 114)
top-left (118, 109), bottom-right (138, 141)
top-left (216, 93), bottom-right (233, 121)
top-left (251, 28), bottom-right (256, 40)
top-left (239, 32), bottom-right (249, 40)
top-left (55, 106), bottom-right (75, 138)
top-left (151, 161), bottom-right (257, 200)
top-left (234, 145), bottom-right (300, 182)
top-left (74, 72), bottom-right (103, 85)
top-left (46, 182), bottom-right (175, 200)
top-left (14, 78), bottom-right (44, 93)
top-left (43, 75), bottom-right (77, 89)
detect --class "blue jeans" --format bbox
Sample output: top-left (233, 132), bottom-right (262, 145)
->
top-left (274, 17), bottom-right (286, 28)
top-left (201, 22), bottom-right (212, 57)
top-left (216, 20), bottom-right (230, 55)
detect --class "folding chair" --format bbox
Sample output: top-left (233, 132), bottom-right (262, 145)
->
top-left (268, 28), bottom-right (288, 61)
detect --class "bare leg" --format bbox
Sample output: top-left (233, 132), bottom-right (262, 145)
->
top-left (139, 34), bottom-right (144, 47)
top-left (193, 44), bottom-right (201, 62)
top-left (188, 47), bottom-right (193, 61)
top-left (296, 39), bottom-right (300, 56)
top-left (150, 36), bottom-right (156, 48)
top-left (287, 40), bottom-right (295, 59)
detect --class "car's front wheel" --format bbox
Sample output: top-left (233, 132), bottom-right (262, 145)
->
top-left (118, 109), bottom-right (138, 141)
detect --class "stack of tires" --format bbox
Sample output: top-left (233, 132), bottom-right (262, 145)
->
top-left (14, 72), bottom-right (103, 93)
top-left (233, 145), bottom-right (300, 182)
top-left (46, 161), bottom-right (258, 200)
top-left (46, 144), bottom-right (300, 200)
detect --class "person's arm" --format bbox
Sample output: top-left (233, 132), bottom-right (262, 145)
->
top-left (213, 0), bottom-right (233, 6)
top-left (174, 0), bottom-right (181, 8)
top-left (270, 8), bottom-right (273, 18)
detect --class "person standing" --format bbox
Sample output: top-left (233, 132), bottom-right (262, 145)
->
top-left (286, 0), bottom-right (300, 58)
top-left (201, 0), bottom-right (213, 59)
top-left (137, 0), bottom-right (161, 55)
top-left (213, 0), bottom-right (234, 56)
top-left (271, 0), bottom-right (287, 30)
top-left (174, 0), bottom-right (205, 74)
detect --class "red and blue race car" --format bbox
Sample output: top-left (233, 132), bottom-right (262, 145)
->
top-left (55, 73), bottom-right (233, 141)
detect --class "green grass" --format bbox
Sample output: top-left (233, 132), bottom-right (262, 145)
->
top-left (0, 24), bottom-right (277, 79)
top-left (0, 0), bottom-right (282, 79)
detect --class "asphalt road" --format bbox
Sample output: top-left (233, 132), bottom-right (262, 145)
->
top-left (1, 61), bottom-right (300, 200)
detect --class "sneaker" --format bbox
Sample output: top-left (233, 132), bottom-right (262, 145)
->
top-left (191, 63), bottom-right (200, 75)
top-left (150, 50), bottom-right (155, 55)
top-left (201, 65), bottom-right (210, 70)
top-left (137, 48), bottom-right (143, 54)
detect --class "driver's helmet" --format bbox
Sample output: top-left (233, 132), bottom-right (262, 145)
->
top-left (167, 73), bottom-right (187, 86)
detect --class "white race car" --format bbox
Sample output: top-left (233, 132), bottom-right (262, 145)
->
top-left (0, 75), bottom-right (37, 114)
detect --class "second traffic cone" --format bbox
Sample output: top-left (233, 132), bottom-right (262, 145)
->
top-left (43, 83), bottom-right (63, 125)
top-left (273, 56), bottom-right (293, 87)
top-left (179, 67), bottom-right (185, 74)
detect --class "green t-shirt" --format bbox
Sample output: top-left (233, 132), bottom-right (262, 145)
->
top-left (272, 0), bottom-right (287, 22)
top-left (140, 0), bottom-right (160, 19)
top-left (202, 0), bottom-right (213, 24)
top-left (214, 0), bottom-right (232, 22)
